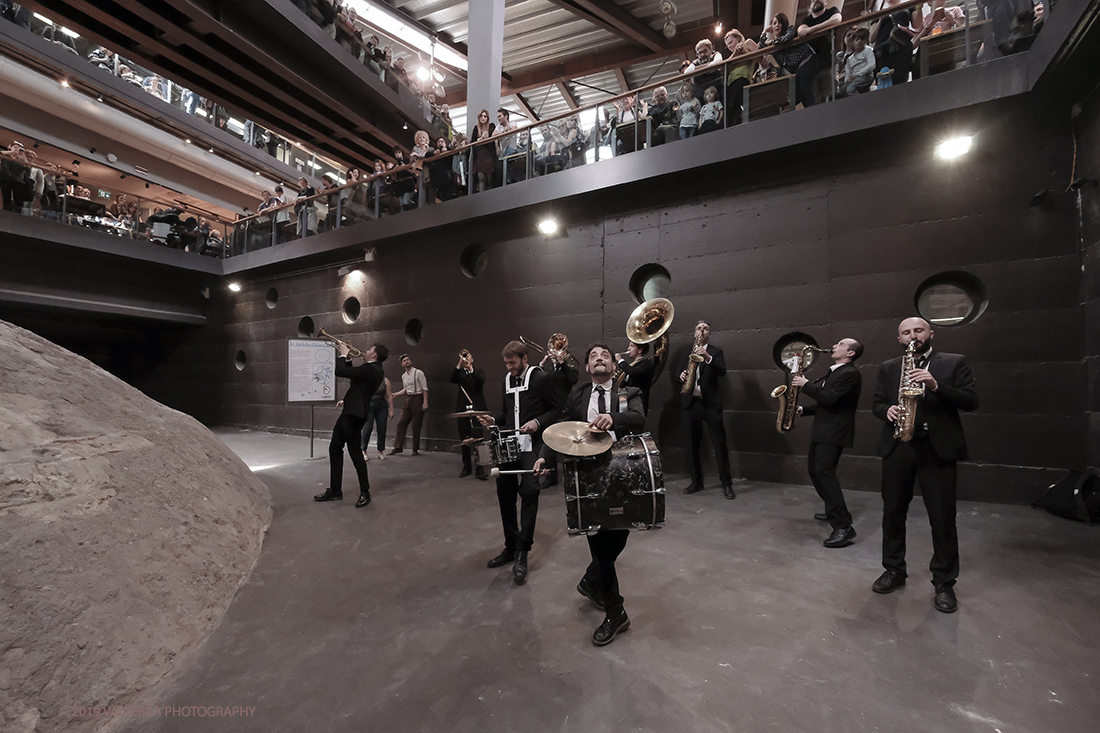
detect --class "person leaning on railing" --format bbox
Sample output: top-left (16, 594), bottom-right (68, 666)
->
top-left (648, 86), bottom-right (680, 146)
top-left (722, 29), bottom-right (761, 124)
top-left (369, 159), bottom-right (401, 215)
top-left (470, 109), bottom-right (497, 193)
top-left (683, 38), bottom-right (725, 104)
top-left (425, 137), bottom-right (456, 202)
top-left (796, 0), bottom-right (843, 108)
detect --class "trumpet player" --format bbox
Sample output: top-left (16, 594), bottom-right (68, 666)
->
top-left (871, 317), bottom-right (978, 613)
top-left (615, 341), bottom-right (654, 414)
top-left (451, 350), bottom-right (488, 480)
top-left (315, 341), bottom-right (389, 508)
top-left (792, 338), bottom-right (863, 548)
top-left (679, 321), bottom-right (734, 499)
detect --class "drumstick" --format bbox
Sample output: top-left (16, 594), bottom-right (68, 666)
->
top-left (490, 467), bottom-right (535, 477)
top-left (461, 386), bottom-right (474, 405)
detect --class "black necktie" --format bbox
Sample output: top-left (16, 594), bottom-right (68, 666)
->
top-left (597, 386), bottom-right (607, 415)
top-left (511, 375), bottom-right (519, 388)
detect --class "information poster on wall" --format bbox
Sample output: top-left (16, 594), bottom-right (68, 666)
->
top-left (287, 339), bottom-right (336, 403)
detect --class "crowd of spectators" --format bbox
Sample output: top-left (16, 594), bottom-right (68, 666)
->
top-left (2, 140), bottom-right (226, 256)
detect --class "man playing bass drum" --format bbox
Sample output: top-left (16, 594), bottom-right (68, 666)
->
top-left (534, 343), bottom-right (645, 647)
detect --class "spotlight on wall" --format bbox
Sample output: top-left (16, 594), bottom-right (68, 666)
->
top-left (60, 79), bottom-right (69, 88)
top-left (201, 287), bottom-right (210, 299)
top-left (185, 138), bottom-right (191, 144)
top-left (936, 135), bottom-right (973, 159)
top-left (228, 282), bottom-right (242, 292)
top-left (97, 94), bottom-right (104, 102)
top-left (537, 218), bottom-right (559, 236)
top-left (337, 265), bottom-right (359, 277)
top-left (364, 248), bottom-right (377, 262)
top-left (715, 22), bottom-right (723, 34)
top-left (208, 146), bottom-right (215, 153)
top-left (88, 148), bottom-right (96, 155)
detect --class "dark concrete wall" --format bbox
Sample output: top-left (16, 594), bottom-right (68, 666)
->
top-left (131, 94), bottom-right (1090, 505)
top-left (1078, 88), bottom-right (1100, 473)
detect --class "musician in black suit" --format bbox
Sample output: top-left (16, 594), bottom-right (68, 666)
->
top-left (871, 317), bottom-right (978, 613)
top-left (477, 341), bottom-right (561, 585)
top-left (615, 341), bottom-right (655, 414)
top-left (315, 342), bottom-right (389, 508)
top-left (534, 343), bottom-right (645, 646)
top-left (450, 350), bottom-right (488, 480)
top-left (679, 321), bottom-right (734, 498)
top-left (792, 338), bottom-right (864, 548)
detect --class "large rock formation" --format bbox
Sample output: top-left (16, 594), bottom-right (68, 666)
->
top-left (0, 320), bottom-right (271, 732)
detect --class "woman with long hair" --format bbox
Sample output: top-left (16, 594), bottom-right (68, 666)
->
top-left (469, 109), bottom-right (497, 193)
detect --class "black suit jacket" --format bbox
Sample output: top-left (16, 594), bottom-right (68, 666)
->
top-left (449, 367), bottom-right (487, 411)
top-left (494, 367), bottom-right (560, 451)
top-left (336, 358), bottom-right (385, 419)
top-left (800, 362), bottom-right (862, 448)
top-left (617, 357), bottom-right (654, 412)
top-left (872, 351), bottom-right (979, 460)
top-left (540, 382), bottom-right (645, 466)
top-left (680, 344), bottom-right (726, 409)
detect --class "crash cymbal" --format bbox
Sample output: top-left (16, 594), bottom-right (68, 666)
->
top-left (447, 409), bottom-right (492, 418)
top-left (543, 421), bottom-right (613, 457)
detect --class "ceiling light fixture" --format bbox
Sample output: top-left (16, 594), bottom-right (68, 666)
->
top-left (662, 18), bottom-right (677, 38)
top-left (936, 135), bottom-right (973, 159)
top-left (537, 218), bottom-right (559, 236)
top-left (228, 282), bottom-right (242, 292)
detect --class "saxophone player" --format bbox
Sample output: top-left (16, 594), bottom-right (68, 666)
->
top-left (792, 338), bottom-right (863, 548)
top-left (871, 318), bottom-right (978, 613)
top-left (679, 321), bottom-right (734, 499)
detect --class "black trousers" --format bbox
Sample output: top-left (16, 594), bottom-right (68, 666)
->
top-left (393, 393), bottom-right (425, 451)
top-left (329, 414), bottom-right (369, 494)
top-left (808, 441), bottom-right (853, 530)
top-left (687, 398), bottom-right (732, 486)
top-left (880, 435), bottom-right (959, 587)
top-left (457, 416), bottom-right (484, 472)
top-left (794, 54), bottom-right (820, 108)
top-left (584, 529), bottom-right (630, 617)
top-left (496, 451), bottom-right (540, 553)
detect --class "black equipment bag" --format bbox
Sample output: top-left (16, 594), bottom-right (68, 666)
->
top-left (1032, 469), bottom-right (1100, 524)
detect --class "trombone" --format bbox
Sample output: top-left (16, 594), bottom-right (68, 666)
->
top-left (318, 328), bottom-right (363, 358)
top-left (520, 333), bottom-right (579, 370)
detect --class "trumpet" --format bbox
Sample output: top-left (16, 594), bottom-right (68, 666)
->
top-left (318, 328), bottom-right (363, 358)
top-left (520, 333), bottom-right (579, 370)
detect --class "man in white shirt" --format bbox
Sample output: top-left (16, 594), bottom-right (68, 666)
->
top-left (389, 354), bottom-right (428, 455)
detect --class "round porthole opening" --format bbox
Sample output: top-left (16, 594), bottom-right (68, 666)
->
top-left (297, 316), bottom-right (315, 338)
top-left (404, 318), bottom-right (423, 345)
top-left (342, 297), bottom-right (361, 324)
top-left (234, 350), bottom-right (247, 371)
top-left (914, 271), bottom-right (987, 327)
top-left (771, 332), bottom-right (822, 372)
top-left (460, 243), bottom-right (488, 278)
top-left (266, 287), bottom-right (278, 309)
top-left (629, 263), bottom-right (671, 303)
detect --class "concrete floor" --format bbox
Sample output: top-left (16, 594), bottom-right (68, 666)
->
top-left (121, 429), bottom-right (1100, 733)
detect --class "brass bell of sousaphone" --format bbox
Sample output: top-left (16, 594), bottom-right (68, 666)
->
top-left (624, 297), bottom-right (674, 381)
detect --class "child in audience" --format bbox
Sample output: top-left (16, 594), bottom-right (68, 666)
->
top-left (839, 28), bottom-right (875, 97)
top-left (678, 83), bottom-right (701, 139)
top-left (698, 86), bottom-right (724, 134)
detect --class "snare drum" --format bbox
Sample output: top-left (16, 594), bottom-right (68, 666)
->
top-left (475, 426), bottom-right (522, 469)
top-left (562, 433), bottom-right (665, 535)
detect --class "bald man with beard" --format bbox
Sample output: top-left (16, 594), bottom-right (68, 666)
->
top-left (871, 317), bottom-right (978, 613)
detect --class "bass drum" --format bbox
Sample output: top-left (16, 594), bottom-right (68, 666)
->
top-left (562, 433), bottom-right (665, 535)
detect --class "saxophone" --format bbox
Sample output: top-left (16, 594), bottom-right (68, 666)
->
top-left (769, 345), bottom-right (827, 433)
top-left (680, 331), bottom-right (706, 396)
top-left (893, 339), bottom-right (926, 442)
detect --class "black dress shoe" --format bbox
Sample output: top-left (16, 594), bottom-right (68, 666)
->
top-left (814, 513), bottom-right (829, 522)
top-left (355, 491), bottom-right (371, 508)
top-left (723, 484), bottom-right (736, 500)
top-left (872, 569), bottom-right (907, 594)
top-left (313, 488), bottom-right (343, 502)
top-left (934, 585), bottom-right (958, 613)
top-left (459, 467), bottom-right (473, 478)
top-left (823, 526), bottom-right (856, 548)
top-left (512, 550), bottom-right (528, 585)
top-left (475, 471), bottom-right (488, 481)
top-left (486, 548), bottom-right (514, 568)
top-left (592, 612), bottom-right (630, 646)
top-left (576, 578), bottom-right (605, 611)
top-left (683, 482), bottom-right (704, 494)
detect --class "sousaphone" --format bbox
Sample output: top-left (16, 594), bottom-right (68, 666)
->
top-left (624, 297), bottom-right (674, 380)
